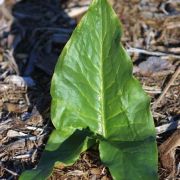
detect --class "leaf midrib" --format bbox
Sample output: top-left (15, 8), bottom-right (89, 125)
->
top-left (99, 0), bottom-right (106, 137)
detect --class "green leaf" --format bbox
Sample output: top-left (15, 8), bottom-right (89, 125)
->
top-left (20, 0), bottom-right (158, 179)
top-left (99, 138), bottom-right (158, 180)
top-left (51, 0), bottom-right (155, 141)
top-left (20, 129), bottom-right (95, 180)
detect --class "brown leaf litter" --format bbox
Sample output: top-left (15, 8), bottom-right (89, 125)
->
top-left (49, 150), bottom-right (112, 180)
top-left (0, 0), bottom-right (180, 179)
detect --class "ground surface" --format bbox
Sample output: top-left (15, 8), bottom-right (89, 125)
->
top-left (0, 0), bottom-right (179, 179)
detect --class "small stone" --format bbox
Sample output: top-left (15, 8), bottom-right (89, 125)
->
top-left (138, 56), bottom-right (172, 73)
top-left (4, 75), bottom-right (27, 89)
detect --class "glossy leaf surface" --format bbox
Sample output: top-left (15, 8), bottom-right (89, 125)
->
top-left (51, 0), bottom-right (155, 141)
top-left (99, 138), bottom-right (158, 180)
top-left (20, 0), bottom-right (158, 179)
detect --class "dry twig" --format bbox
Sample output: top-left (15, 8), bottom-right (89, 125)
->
top-left (127, 47), bottom-right (180, 59)
top-left (153, 66), bottom-right (180, 109)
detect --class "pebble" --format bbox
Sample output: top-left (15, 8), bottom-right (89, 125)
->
top-left (4, 75), bottom-right (26, 89)
top-left (138, 56), bottom-right (172, 73)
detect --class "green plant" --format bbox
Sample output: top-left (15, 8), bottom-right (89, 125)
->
top-left (20, 0), bottom-right (158, 179)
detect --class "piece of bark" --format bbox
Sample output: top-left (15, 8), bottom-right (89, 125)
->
top-left (159, 130), bottom-right (180, 177)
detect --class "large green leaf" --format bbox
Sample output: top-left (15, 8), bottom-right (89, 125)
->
top-left (51, 0), bottom-right (155, 141)
top-left (20, 129), bottom-right (95, 180)
top-left (99, 138), bottom-right (158, 180)
top-left (20, 0), bottom-right (158, 179)
top-left (50, 0), bottom-right (157, 178)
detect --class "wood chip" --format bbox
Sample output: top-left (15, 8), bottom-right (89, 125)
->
top-left (159, 130), bottom-right (180, 177)
top-left (4, 103), bottom-right (28, 113)
top-left (90, 168), bottom-right (101, 175)
top-left (6, 130), bottom-right (28, 138)
top-left (66, 170), bottom-right (85, 176)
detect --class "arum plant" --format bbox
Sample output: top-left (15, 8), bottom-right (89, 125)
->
top-left (20, 0), bottom-right (158, 179)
